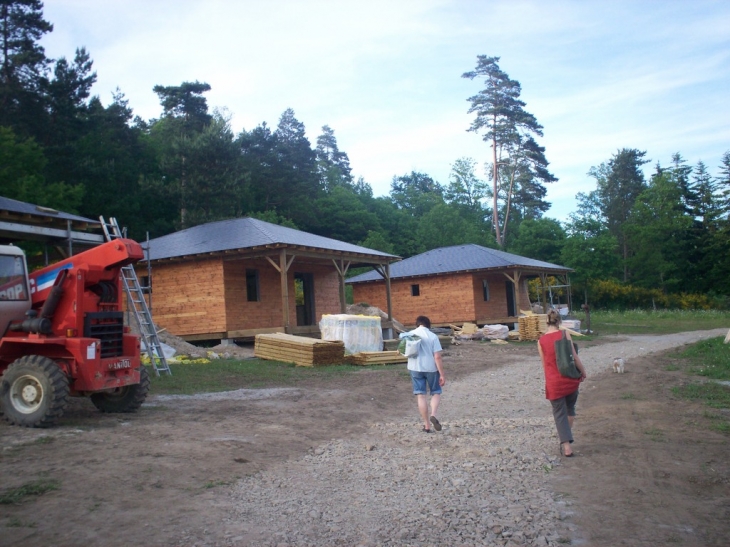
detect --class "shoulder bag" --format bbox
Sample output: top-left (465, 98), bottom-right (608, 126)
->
top-left (398, 334), bottom-right (422, 357)
top-left (554, 330), bottom-right (582, 378)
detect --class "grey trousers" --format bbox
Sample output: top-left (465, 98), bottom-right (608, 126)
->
top-left (550, 390), bottom-right (579, 444)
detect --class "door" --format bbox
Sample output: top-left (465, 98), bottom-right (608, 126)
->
top-left (294, 272), bottom-right (315, 326)
top-left (505, 279), bottom-right (516, 317)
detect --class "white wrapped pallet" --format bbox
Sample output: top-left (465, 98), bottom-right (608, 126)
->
top-left (319, 314), bottom-right (383, 355)
top-left (562, 319), bottom-right (581, 331)
top-left (482, 324), bottom-right (510, 340)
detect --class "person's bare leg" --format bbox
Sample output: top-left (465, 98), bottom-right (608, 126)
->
top-left (417, 394), bottom-right (430, 429)
top-left (430, 393), bottom-right (441, 419)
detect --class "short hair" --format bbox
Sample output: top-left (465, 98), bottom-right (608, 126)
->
top-left (546, 308), bottom-right (561, 326)
top-left (415, 315), bottom-right (431, 328)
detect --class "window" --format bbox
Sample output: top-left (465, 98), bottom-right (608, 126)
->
top-left (246, 269), bottom-right (260, 302)
top-left (482, 279), bottom-right (490, 301)
top-left (0, 255), bottom-right (28, 301)
top-left (411, 284), bottom-right (420, 296)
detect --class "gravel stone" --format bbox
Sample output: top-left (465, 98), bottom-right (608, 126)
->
top-left (226, 329), bottom-right (726, 546)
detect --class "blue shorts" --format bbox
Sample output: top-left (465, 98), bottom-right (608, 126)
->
top-left (410, 370), bottom-right (442, 395)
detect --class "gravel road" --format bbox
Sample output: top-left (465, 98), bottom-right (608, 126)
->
top-left (224, 329), bottom-right (728, 547)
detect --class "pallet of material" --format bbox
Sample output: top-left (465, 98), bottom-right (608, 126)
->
top-left (254, 333), bottom-right (345, 366)
top-left (518, 314), bottom-right (548, 341)
top-left (348, 351), bottom-right (407, 366)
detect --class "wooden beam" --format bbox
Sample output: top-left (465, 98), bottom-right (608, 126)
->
top-left (385, 262), bottom-right (393, 322)
top-left (332, 258), bottom-right (351, 313)
top-left (279, 249), bottom-right (291, 332)
top-left (227, 327), bottom-right (286, 338)
top-left (179, 332), bottom-right (227, 342)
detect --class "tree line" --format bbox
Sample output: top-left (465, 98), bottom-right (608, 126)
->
top-left (1, 1), bottom-right (728, 307)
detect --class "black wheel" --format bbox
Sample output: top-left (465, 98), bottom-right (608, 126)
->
top-left (90, 366), bottom-right (150, 413)
top-left (0, 355), bottom-right (69, 428)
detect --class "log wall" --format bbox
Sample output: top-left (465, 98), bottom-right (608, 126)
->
top-left (144, 257), bottom-right (343, 339)
top-left (147, 259), bottom-right (227, 336)
top-left (351, 271), bottom-right (533, 326)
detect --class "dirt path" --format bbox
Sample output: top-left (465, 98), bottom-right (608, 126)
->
top-left (1, 329), bottom-right (729, 546)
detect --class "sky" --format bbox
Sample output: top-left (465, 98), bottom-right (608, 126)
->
top-left (41, 0), bottom-right (730, 221)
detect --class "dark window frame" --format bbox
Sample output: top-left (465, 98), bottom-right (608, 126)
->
top-left (411, 284), bottom-right (420, 297)
top-left (246, 269), bottom-right (260, 302)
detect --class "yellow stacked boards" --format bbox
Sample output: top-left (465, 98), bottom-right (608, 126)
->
top-left (518, 314), bottom-right (548, 341)
top-left (254, 333), bottom-right (345, 367)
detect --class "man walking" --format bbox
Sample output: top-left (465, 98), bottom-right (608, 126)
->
top-left (401, 316), bottom-right (445, 432)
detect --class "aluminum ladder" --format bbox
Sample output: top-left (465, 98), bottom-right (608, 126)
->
top-left (99, 216), bottom-right (172, 376)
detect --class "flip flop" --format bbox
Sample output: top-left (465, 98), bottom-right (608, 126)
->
top-left (421, 427), bottom-right (431, 433)
top-left (430, 416), bottom-right (442, 431)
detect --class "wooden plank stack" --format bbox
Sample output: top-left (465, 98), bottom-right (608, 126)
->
top-left (348, 351), bottom-right (407, 366)
top-left (254, 333), bottom-right (345, 367)
top-left (518, 314), bottom-right (548, 341)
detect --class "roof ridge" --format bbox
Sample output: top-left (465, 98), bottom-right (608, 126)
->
top-left (247, 217), bottom-right (278, 243)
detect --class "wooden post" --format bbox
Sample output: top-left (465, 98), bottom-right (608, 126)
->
top-left (540, 273), bottom-right (548, 313)
top-left (385, 263), bottom-right (393, 322)
top-left (266, 251), bottom-right (296, 333)
top-left (332, 258), bottom-right (350, 314)
top-left (279, 250), bottom-right (290, 332)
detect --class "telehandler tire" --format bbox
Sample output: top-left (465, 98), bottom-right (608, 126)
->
top-left (0, 355), bottom-right (69, 427)
top-left (90, 366), bottom-right (150, 413)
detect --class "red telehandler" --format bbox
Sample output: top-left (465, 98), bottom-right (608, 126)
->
top-left (0, 238), bottom-right (149, 427)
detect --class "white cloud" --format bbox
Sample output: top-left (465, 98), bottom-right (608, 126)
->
top-left (40, 0), bottom-right (730, 221)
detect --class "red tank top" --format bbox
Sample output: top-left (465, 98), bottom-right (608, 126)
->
top-left (538, 330), bottom-right (581, 400)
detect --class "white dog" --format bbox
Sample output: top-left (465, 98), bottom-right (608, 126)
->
top-left (613, 357), bottom-right (625, 373)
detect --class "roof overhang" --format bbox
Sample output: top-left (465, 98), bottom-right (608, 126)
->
top-left (147, 243), bottom-right (400, 268)
top-left (347, 265), bottom-right (572, 284)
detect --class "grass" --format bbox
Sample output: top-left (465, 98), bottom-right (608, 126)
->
top-left (677, 337), bottom-right (730, 380)
top-left (147, 358), bottom-right (382, 395)
top-left (0, 479), bottom-right (60, 505)
top-left (5, 518), bottom-right (36, 528)
top-left (644, 428), bottom-right (666, 442)
top-left (665, 335), bottom-right (730, 434)
top-left (672, 382), bottom-right (730, 409)
top-left (580, 309), bottom-right (730, 335)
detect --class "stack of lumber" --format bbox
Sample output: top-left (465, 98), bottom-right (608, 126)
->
top-left (348, 351), bottom-right (407, 366)
top-left (254, 333), bottom-right (345, 367)
top-left (518, 314), bottom-right (548, 341)
top-left (450, 322), bottom-right (479, 335)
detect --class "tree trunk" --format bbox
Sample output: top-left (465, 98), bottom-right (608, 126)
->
top-left (492, 135), bottom-right (501, 247)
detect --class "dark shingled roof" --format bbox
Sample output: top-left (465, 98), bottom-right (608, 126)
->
top-left (147, 217), bottom-right (399, 261)
top-left (347, 243), bottom-right (571, 283)
top-left (0, 196), bottom-right (97, 223)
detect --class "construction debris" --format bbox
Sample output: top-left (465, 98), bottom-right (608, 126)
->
top-left (254, 333), bottom-right (345, 367)
top-left (348, 351), bottom-right (407, 366)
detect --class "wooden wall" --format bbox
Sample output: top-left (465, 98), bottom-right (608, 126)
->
top-left (351, 271), bottom-right (533, 326)
top-left (223, 259), bottom-right (342, 332)
top-left (147, 258), bottom-right (227, 337)
top-left (143, 256), bottom-right (343, 339)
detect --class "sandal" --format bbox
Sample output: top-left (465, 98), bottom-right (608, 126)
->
top-left (430, 416), bottom-right (442, 431)
top-left (421, 427), bottom-right (431, 433)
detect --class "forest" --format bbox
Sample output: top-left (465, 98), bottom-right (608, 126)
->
top-left (1, 1), bottom-right (729, 309)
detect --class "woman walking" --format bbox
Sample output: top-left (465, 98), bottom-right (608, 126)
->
top-left (537, 309), bottom-right (587, 457)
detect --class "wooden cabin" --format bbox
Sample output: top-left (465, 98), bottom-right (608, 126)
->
top-left (346, 244), bottom-right (572, 328)
top-left (141, 217), bottom-right (399, 342)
